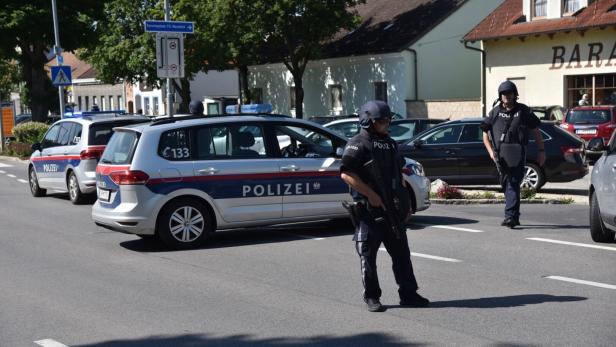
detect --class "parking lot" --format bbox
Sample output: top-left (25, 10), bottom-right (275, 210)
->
top-left (0, 158), bottom-right (614, 347)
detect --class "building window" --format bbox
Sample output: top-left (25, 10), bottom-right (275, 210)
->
top-left (100, 96), bottom-right (106, 111)
top-left (118, 96), bottom-right (123, 110)
top-left (144, 97), bottom-right (150, 115)
top-left (563, 0), bottom-right (581, 14)
top-left (207, 103), bottom-right (219, 115)
top-left (566, 73), bottom-right (616, 108)
top-left (374, 81), bottom-right (388, 103)
top-left (153, 97), bottom-right (159, 115)
top-left (329, 84), bottom-right (343, 113)
top-left (77, 96), bottom-right (82, 111)
top-left (109, 96), bottom-right (114, 110)
top-left (533, 0), bottom-right (547, 18)
top-left (290, 86), bottom-right (296, 110)
top-left (92, 96), bottom-right (97, 109)
top-left (251, 88), bottom-right (263, 104)
top-left (85, 96), bottom-right (89, 111)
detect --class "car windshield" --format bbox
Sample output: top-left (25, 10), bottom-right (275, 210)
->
top-left (389, 123), bottom-right (415, 142)
top-left (566, 110), bottom-right (611, 125)
top-left (89, 119), bottom-right (150, 145)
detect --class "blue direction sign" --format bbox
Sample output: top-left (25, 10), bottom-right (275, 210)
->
top-left (50, 66), bottom-right (72, 86)
top-left (144, 20), bottom-right (194, 33)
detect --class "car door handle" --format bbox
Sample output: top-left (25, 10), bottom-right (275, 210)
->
top-left (445, 149), bottom-right (456, 155)
top-left (198, 168), bottom-right (219, 175)
top-left (280, 165), bottom-right (300, 172)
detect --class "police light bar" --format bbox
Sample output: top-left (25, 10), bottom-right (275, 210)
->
top-left (63, 110), bottom-right (127, 118)
top-left (225, 104), bottom-right (273, 114)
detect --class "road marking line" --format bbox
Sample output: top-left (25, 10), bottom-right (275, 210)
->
top-left (18, 179), bottom-right (28, 183)
top-left (0, 163), bottom-right (12, 168)
top-left (527, 237), bottom-right (616, 252)
top-left (0, 170), bottom-right (5, 174)
top-left (34, 339), bottom-right (69, 347)
top-left (7, 174), bottom-right (16, 178)
top-left (379, 248), bottom-right (461, 262)
top-left (545, 276), bottom-right (616, 290)
top-left (412, 224), bottom-right (484, 233)
top-left (280, 232), bottom-right (324, 240)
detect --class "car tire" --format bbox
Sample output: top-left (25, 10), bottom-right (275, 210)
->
top-left (589, 191), bottom-right (615, 243)
top-left (68, 172), bottom-right (87, 204)
top-left (29, 167), bottom-right (46, 197)
top-left (157, 198), bottom-right (213, 249)
top-left (522, 163), bottom-right (545, 191)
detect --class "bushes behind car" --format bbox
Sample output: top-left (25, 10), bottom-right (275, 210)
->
top-left (12, 121), bottom-right (49, 144)
top-left (3, 121), bottom-right (50, 157)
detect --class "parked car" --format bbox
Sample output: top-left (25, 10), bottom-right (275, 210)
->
top-left (588, 132), bottom-right (616, 243)
top-left (400, 118), bottom-right (588, 190)
top-left (28, 114), bottom-right (151, 204)
top-left (560, 105), bottom-right (616, 162)
top-left (531, 105), bottom-right (565, 123)
top-left (309, 112), bottom-right (404, 125)
top-left (92, 114), bottom-right (431, 249)
top-left (14, 113), bottom-right (61, 125)
top-left (323, 117), bottom-right (445, 144)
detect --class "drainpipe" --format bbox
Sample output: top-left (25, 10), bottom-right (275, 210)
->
top-left (403, 48), bottom-right (418, 101)
top-left (463, 41), bottom-right (486, 117)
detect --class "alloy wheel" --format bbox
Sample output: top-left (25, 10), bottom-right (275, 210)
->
top-left (168, 206), bottom-right (205, 243)
top-left (521, 166), bottom-right (539, 189)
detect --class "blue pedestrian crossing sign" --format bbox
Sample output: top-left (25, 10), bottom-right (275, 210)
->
top-left (51, 66), bottom-right (72, 86)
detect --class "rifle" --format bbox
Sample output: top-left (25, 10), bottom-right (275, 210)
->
top-left (487, 129), bottom-right (506, 189)
top-left (363, 159), bottom-right (407, 239)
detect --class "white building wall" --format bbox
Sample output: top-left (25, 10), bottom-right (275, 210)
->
top-left (484, 29), bottom-right (616, 108)
top-left (411, 0), bottom-right (504, 101)
top-left (189, 69), bottom-right (239, 100)
top-left (249, 53), bottom-right (411, 117)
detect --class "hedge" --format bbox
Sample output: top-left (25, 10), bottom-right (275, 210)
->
top-left (12, 121), bottom-right (49, 144)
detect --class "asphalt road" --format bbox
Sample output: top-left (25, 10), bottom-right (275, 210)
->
top-left (0, 158), bottom-right (614, 347)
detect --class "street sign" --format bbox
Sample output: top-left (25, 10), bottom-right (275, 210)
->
top-left (156, 33), bottom-right (184, 78)
top-left (51, 66), bottom-right (72, 86)
top-left (145, 20), bottom-right (194, 33)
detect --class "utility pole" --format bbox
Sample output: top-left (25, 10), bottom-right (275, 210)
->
top-left (164, 0), bottom-right (173, 117)
top-left (51, 0), bottom-right (66, 119)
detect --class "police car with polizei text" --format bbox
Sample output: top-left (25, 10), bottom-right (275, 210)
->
top-left (28, 111), bottom-right (150, 204)
top-left (91, 112), bottom-right (430, 249)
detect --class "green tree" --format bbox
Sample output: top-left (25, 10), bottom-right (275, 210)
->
top-left (0, 59), bottom-right (19, 102)
top-left (82, 0), bottom-right (211, 113)
top-left (195, 0), bottom-right (364, 118)
top-left (0, 0), bottom-right (106, 121)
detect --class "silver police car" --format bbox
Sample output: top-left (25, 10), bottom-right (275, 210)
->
top-left (28, 113), bottom-right (150, 204)
top-left (588, 130), bottom-right (616, 242)
top-left (92, 115), bottom-right (431, 249)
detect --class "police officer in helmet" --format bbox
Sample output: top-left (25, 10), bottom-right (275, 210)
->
top-left (189, 100), bottom-right (204, 116)
top-left (340, 100), bottom-right (429, 312)
top-left (481, 81), bottom-right (545, 228)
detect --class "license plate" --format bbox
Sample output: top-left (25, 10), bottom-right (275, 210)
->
top-left (575, 129), bottom-right (596, 135)
top-left (98, 188), bottom-right (110, 202)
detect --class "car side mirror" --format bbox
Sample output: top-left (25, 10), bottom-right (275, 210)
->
top-left (587, 138), bottom-right (605, 152)
top-left (335, 147), bottom-right (344, 158)
top-left (31, 143), bottom-right (41, 152)
top-left (412, 140), bottom-right (423, 149)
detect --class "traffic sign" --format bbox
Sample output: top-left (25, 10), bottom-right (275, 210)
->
top-left (144, 20), bottom-right (194, 33)
top-left (156, 33), bottom-right (184, 78)
top-left (51, 66), bottom-right (72, 86)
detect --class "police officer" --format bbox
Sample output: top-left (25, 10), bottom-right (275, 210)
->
top-left (189, 100), bottom-right (204, 116)
top-left (481, 81), bottom-right (545, 228)
top-left (340, 100), bottom-right (429, 312)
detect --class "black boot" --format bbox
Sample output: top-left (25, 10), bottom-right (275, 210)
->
top-left (501, 218), bottom-right (518, 228)
top-left (364, 298), bottom-right (385, 312)
top-left (400, 292), bottom-right (430, 307)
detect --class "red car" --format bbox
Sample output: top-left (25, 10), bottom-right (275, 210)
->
top-left (560, 105), bottom-right (616, 161)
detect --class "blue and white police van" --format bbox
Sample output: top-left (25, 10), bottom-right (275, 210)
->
top-left (92, 113), bottom-right (431, 249)
top-left (28, 112), bottom-right (150, 204)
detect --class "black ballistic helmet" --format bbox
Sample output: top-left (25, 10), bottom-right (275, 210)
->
top-left (189, 100), bottom-right (204, 115)
top-left (359, 100), bottom-right (392, 129)
top-left (498, 80), bottom-right (518, 97)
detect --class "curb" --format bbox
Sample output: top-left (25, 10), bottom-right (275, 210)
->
top-left (0, 155), bottom-right (28, 164)
top-left (431, 198), bottom-right (577, 205)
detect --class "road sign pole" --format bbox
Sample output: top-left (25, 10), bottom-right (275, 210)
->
top-left (51, 0), bottom-right (66, 119)
top-left (164, 0), bottom-right (173, 118)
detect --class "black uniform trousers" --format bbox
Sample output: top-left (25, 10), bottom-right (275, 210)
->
top-left (502, 163), bottom-right (525, 221)
top-left (354, 218), bottom-right (419, 300)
